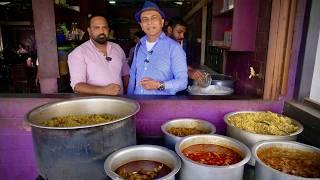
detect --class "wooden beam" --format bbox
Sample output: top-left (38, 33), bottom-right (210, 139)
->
top-left (264, 0), bottom-right (281, 99)
top-left (200, 4), bottom-right (207, 66)
top-left (183, 0), bottom-right (208, 21)
top-left (281, 0), bottom-right (297, 95)
top-left (264, 0), bottom-right (296, 100)
top-left (272, 0), bottom-right (290, 99)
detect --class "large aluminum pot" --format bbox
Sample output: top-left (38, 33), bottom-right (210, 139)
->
top-left (224, 111), bottom-right (303, 165)
top-left (176, 134), bottom-right (251, 180)
top-left (25, 96), bottom-right (140, 180)
top-left (104, 145), bottom-right (181, 180)
top-left (161, 118), bottom-right (216, 150)
top-left (252, 140), bottom-right (320, 180)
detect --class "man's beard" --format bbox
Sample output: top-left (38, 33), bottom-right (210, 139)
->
top-left (176, 39), bottom-right (183, 43)
top-left (93, 34), bottom-right (107, 44)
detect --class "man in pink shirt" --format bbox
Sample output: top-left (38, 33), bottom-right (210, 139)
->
top-left (68, 15), bottom-right (130, 95)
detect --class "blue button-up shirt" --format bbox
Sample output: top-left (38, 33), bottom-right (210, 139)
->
top-left (128, 32), bottom-right (188, 95)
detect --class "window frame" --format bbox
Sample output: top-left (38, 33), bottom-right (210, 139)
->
top-left (295, 0), bottom-right (320, 102)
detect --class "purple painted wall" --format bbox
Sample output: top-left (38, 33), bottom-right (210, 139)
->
top-left (0, 98), bottom-right (57, 180)
top-left (231, 0), bottom-right (259, 51)
top-left (224, 0), bottom-right (272, 97)
top-left (211, 0), bottom-right (259, 51)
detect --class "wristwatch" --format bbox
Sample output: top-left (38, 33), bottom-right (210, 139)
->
top-left (157, 81), bottom-right (165, 90)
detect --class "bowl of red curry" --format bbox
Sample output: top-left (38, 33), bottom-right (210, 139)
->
top-left (175, 134), bottom-right (251, 180)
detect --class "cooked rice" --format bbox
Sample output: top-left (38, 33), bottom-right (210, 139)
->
top-left (41, 114), bottom-right (120, 127)
top-left (228, 111), bottom-right (299, 135)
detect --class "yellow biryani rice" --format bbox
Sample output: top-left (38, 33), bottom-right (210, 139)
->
top-left (228, 111), bottom-right (299, 135)
top-left (41, 114), bottom-right (120, 127)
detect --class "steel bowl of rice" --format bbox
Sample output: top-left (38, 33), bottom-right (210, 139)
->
top-left (224, 111), bottom-right (303, 166)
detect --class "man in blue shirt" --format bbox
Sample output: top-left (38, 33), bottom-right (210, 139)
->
top-left (128, 1), bottom-right (188, 95)
top-left (166, 17), bottom-right (206, 82)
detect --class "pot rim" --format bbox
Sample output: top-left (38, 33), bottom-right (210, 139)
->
top-left (210, 74), bottom-right (234, 81)
top-left (252, 140), bottom-right (320, 179)
top-left (175, 134), bottom-right (251, 169)
top-left (161, 118), bottom-right (216, 139)
top-left (104, 145), bottom-right (181, 180)
top-left (24, 96), bottom-right (140, 130)
top-left (224, 111), bottom-right (304, 137)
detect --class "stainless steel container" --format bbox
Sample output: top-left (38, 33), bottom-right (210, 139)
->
top-left (224, 111), bottom-right (303, 165)
top-left (210, 74), bottom-right (234, 88)
top-left (25, 96), bottom-right (140, 180)
top-left (104, 145), bottom-right (181, 180)
top-left (252, 140), bottom-right (320, 180)
top-left (175, 134), bottom-right (251, 180)
top-left (161, 118), bottom-right (216, 150)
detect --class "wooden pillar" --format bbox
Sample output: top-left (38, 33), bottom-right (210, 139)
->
top-left (32, 0), bottom-right (59, 93)
top-left (200, 4), bottom-right (207, 66)
top-left (263, 0), bottom-right (298, 100)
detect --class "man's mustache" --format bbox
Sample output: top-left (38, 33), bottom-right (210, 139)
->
top-left (98, 34), bottom-right (107, 38)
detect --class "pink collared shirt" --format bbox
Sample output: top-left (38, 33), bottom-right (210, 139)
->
top-left (68, 40), bottom-right (130, 94)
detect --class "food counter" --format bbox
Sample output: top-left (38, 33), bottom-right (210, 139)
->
top-left (0, 93), bottom-right (284, 179)
top-left (1, 94), bottom-right (319, 180)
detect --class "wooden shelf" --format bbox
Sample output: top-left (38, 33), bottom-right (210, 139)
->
top-left (211, 0), bottom-right (258, 51)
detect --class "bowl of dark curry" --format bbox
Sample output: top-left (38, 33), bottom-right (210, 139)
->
top-left (175, 134), bottom-right (251, 180)
top-left (161, 118), bottom-right (216, 150)
top-left (252, 140), bottom-right (320, 179)
top-left (104, 145), bottom-right (181, 180)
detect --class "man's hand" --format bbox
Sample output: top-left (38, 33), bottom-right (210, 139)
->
top-left (102, 83), bottom-right (121, 95)
top-left (188, 68), bottom-right (206, 81)
top-left (139, 77), bottom-right (160, 90)
top-left (74, 82), bottom-right (121, 95)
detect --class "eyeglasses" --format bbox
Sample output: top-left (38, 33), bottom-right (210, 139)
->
top-left (141, 15), bottom-right (161, 24)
